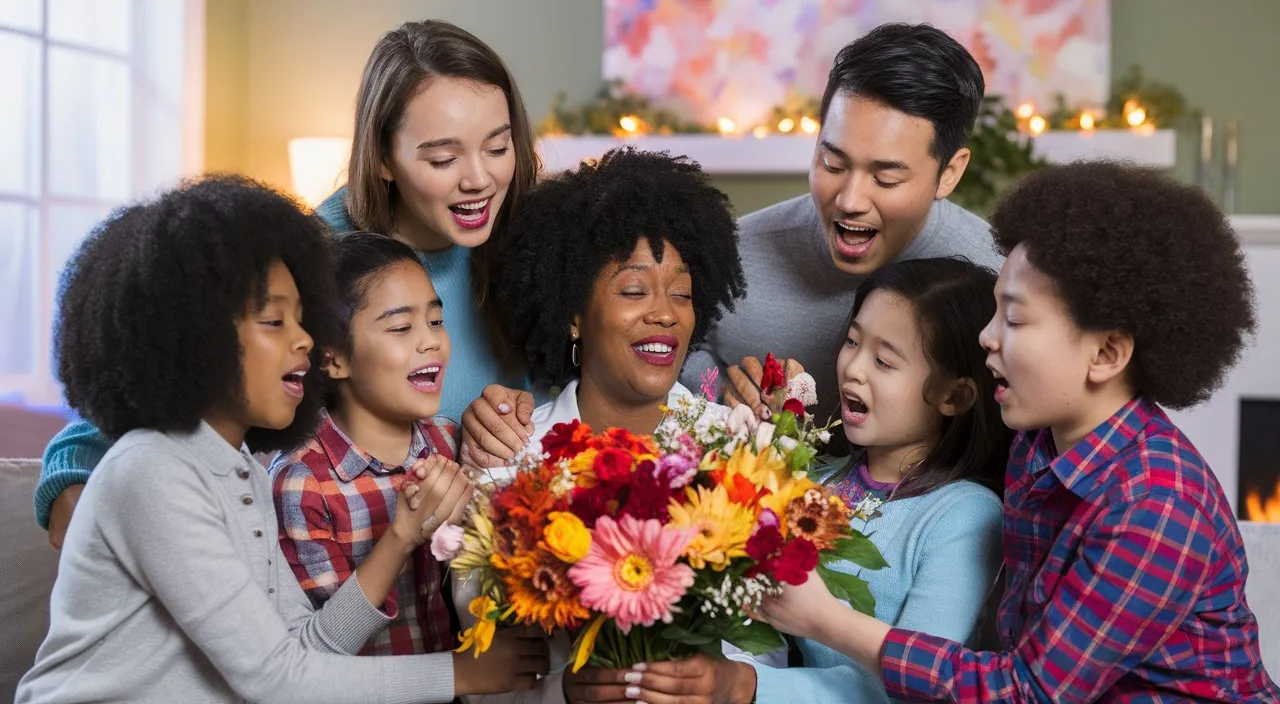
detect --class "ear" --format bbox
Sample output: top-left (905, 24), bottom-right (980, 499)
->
top-left (379, 156), bottom-right (394, 183)
top-left (936, 376), bottom-right (978, 418)
top-left (933, 147), bottom-right (971, 200)
top-left (570, 315), bottom-right (582, 341)
top-left (322, 349), bottom-right (352, 381)
top-left (1086, 330), bottom-right (1135, 387)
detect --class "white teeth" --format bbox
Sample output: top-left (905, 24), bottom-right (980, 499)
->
top-left (455, 199), bottom-right (488, 211)
top-left (285, 371), bottom-right (305, 381)
top-left (410, 366), bottom-right (440, 377)
top-left (635, 343), bottom-right (673, 353)
top-left (835, 222), bottom-right (875, 233)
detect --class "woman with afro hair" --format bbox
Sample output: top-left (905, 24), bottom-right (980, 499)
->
top-left (18, 176), bottom-right (497, 703)
top-left (452, 148), bottom-right (749, 702)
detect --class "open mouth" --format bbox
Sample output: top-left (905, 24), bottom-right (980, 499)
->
top-left (449, 197), bottom-right (491, 230)
top-left (833, 221), bottom-right (879, 259)
top-left (989, 367), bottom-right (1010, 403)
top-left (841, 390), bottom-right (869, 425)
top-left (282, 365), bottom-right (309, 399)
top-left (408, 364), bottom-right (443, 393)
top-left (631, 337), bottom-right (679, 367)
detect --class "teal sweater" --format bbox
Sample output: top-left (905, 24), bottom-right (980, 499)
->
top-left (752, 477), bottom-right (1003, 704)
top-left (35, 188), bottom-right (528, 528)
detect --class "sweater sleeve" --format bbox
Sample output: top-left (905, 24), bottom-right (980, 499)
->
top-left (95, 446), bottom-right (455, 704)
top-left (35, 419), bottom-right (112, 529)
top-left (753, 485), bottom-right (1005, 704)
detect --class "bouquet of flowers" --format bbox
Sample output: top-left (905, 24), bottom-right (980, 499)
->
top-left (447, 354), bottom-right (887, 671)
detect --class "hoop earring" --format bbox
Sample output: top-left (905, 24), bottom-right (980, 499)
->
top-left (571, 341), bottom-right (581, 368)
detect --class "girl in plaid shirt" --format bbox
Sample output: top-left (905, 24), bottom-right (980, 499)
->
top-left (271, 233), bottom-right (550, 695)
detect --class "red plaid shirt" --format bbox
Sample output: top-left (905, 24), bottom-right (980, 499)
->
top-left (270, 410), bottom-right (458, 656)
top-left (880, 398), bottom-right (1278, 702)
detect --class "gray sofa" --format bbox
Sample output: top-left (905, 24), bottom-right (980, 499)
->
top-left (2, 458), bottom-right (1278, 700)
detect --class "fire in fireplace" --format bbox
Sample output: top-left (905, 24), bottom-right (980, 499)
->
top-left (1239, 399), bottom-right (1280, 523)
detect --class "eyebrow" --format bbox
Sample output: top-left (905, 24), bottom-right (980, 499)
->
top-left (609, 262), bottom-right (691, 279)
top-left (416, 124), bottom-right (512, 151)
top-left (374, 298), bottom-right (442, 321)
top-left (849, 321), bottom-right (907, 359)
top-left (999, 291), bottom-right (1026, 306)
top-left (819, 141), bottom-right (909, 172)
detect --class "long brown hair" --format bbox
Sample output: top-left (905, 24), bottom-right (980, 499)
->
top-left (345, 19), bottom-right (538, 370)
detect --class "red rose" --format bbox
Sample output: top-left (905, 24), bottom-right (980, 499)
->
top-left (541, 420), bottom-right (585, 462)
top-left (619, 465), bottom-right (675, 522)
top-left (782, 397), bottom-right (806, 420)
top-left (593, 447), bottom-right (634, 483)
top-left (772, 538), bottom-right (818, 586)
top-left (761, 353), bottom-right (785, 394)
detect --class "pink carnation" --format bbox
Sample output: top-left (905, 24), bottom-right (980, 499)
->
top-left (568, 514), bottom-right (695, 633)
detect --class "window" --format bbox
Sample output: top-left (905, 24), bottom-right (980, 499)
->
top-left (0, 0), bottom-right (202, 407)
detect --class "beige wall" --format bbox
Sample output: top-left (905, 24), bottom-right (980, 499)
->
top-left (205, 0), bottom-right (1280, 215)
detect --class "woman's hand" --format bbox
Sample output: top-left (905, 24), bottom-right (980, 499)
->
top-left (724, 356), bottom-right (804, 420)
top-left (564, 655), bottom-right (756, 704)
top-left (460, 384), bottom-right (536, 466)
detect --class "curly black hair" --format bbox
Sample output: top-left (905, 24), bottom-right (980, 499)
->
top-left (989, 161), bottom-right (1256, 409)
top-left (495, 147), bottom-right (746, 385)
top-left (55, 174), bottom-right (341, 451)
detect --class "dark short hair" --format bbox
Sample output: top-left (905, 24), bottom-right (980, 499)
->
top-left (55, 175), bottom-right (341, 452)
top-left (321, 232), bottom-right (424, 408)
top-left (495, 148), bottom-right (747, 385)
top-left (820, 22), bottom-right (985, 165)
top-left (843, 258), bottom-right (1012, 499)
top-left (329, 232), bottom-right (424, 358)
top-left (990, 161), bottom-right (1256, 409)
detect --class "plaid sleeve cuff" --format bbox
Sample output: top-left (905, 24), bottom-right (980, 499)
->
top-left (881, 627), bottom-right (955, 701)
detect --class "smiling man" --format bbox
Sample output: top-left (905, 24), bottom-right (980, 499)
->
top-left (679, 22), bottom-right (1003, 423)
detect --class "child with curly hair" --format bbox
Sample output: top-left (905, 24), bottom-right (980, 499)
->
top-left (17, 177), bottom-right (537, 703)
top-left (751, 162), bottom-right (1277, 702)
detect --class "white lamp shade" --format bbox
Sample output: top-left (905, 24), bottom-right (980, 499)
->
top-left (288, 137), bottom-right (351, 208)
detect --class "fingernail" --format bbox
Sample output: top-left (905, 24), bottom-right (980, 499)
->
top-left (623, 671), bottom-right (642, 684)
top-left (631, 662), bottom-right (648, 672)
top-left (498, 403), bottom-right (511, 414)
top-left (625, 685), bottom-right (641, 699)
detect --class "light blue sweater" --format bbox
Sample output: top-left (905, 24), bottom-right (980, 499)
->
top-left (34, 188), bottom-right (528, 528)
top-left (752, 477), bottom-right (1004, 704)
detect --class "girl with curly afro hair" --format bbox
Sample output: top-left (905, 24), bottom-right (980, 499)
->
top-left (746, 162), bottom-right (1276, 702)
top-left (20, 177), bottom-right (533, 702)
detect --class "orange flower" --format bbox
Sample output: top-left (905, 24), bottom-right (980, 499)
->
top-left (784, 487), bottom-right (850, 551)
top-left (493, 548), bottom-right (591, 632)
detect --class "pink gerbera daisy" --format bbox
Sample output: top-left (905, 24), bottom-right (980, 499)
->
top-left (568, 514), bottom-right (695, 633)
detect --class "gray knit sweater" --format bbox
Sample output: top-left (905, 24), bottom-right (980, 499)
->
top-left (17, 422), bottom-right (455, 703)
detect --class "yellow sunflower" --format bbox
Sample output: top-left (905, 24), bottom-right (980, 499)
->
top-left (666, 484), bottom-right (756, 570)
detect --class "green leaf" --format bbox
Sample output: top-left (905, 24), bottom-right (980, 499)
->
top-left (828, 533), bottom-right (889, 571)
top-left (722, 619), bottom-right (787, 655)
top-left (773, 411), bottom-right (799, 439)
top-left (818, 565), bottom-right (876, 616)
top-left (659, 623), bottom-right (720, 647)
top-left (786, 443), bottom-right (817, 473)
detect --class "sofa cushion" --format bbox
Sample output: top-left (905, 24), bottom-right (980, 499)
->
top-left (0, 459), bottom-right (58, 701)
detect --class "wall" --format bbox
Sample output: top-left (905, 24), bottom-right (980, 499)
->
top-left (206, 0), bottom-right (1280, 215)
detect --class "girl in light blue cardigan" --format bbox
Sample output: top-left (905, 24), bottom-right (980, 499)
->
top-left (749, 258), bottom-right (1012, 704)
